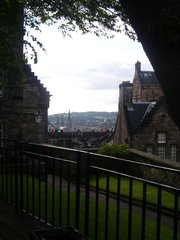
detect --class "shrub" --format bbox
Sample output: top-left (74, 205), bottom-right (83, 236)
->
top-left (97, 144), bottom-right (130, 159)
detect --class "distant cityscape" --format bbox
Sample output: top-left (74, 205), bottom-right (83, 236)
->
top-left (48, 111), bottom-right (117, 132)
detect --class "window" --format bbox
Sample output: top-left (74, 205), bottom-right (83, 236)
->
top-left (144, 73), bottom-right (148, 77)
top-left (170, 145), bottom-right (176, 161)
top-left (0, 122), bottom-right (3, 139)
top-left (0, 122), bottom-right (3, 146)
top-left (157, 146), bottom-right (166, 158)
top-left (157, 133), bottom-right (166, 143)
top-left (146, 145), bottom-right (153, 154)
top-left (0, 90), bottom-right (3, 97)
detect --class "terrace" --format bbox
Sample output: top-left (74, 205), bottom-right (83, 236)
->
top-left (0, 140), bottom-right (179, 240)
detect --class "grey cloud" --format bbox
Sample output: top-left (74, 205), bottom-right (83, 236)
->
top-left (81, 61), bottom-right (134, 90)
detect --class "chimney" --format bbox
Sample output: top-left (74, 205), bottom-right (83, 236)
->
top-left (135, 61), bottom-right (141, 73)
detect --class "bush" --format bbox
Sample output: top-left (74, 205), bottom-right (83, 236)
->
top-left (97, 144), bottom-right (130, 159)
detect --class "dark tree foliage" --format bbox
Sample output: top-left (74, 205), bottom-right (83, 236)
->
top-left (0, 0), bottom-right (135, 64)
top-left (120, 0), bottom-right (180, 127)
top-left (1, 0), bottom-right (180, 126)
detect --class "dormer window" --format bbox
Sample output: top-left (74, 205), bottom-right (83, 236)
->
top-left (157, 133), bottom-right (166, 143)
top-left (144, 73), bottom-right (148, 77)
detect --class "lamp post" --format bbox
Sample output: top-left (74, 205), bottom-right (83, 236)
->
top-left (35, 110), bottom-right (43, 143)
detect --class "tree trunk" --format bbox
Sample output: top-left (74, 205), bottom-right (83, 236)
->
top-left (0, 0), bottom-right (24, 69)
top-left (121, 0), bottom-right (180, 127)
top-left (0, 1), bottom-right (24, 140)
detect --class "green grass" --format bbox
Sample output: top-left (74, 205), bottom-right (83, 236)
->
top-left (88, 175), bottom-right (180, 211)
top-left (0, 174), bottom-right (179, 240)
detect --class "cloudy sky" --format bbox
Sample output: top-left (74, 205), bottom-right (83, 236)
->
top-left (29, 25), bottom-right (153, 115)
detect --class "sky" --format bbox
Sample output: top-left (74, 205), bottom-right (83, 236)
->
top-left (29, 25), bottom-right (153, 115)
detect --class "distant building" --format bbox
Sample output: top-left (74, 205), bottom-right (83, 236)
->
top-left (50, 110), bottom-right (72, 133)
top-left (114, 61), bottom-right (180, 162)
top-left (66, 110), bottom-right (72, 132)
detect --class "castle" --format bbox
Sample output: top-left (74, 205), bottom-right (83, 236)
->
top-left (114, 61), bottom-right (180, 162)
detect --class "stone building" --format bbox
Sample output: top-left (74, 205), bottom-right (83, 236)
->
top-left (0, 4), bottom-right (50, 144)
top-left (114, 61), bottom-right (180, 162)
top-left (0, 64), bottom-right (50, 143)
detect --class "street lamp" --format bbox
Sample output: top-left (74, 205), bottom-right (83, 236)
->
top-left (35, 110), bottom-right (43, 143)
top-left (35, 110), bottom-right (43, 124)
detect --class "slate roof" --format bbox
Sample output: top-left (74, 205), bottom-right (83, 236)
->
top-left (139, 71), bottom-right (159, 85)
top-left (125, 102), bottom-right (156, 132)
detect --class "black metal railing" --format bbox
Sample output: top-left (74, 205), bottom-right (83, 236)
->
top-left (0, 140), bottom-right (179, 240)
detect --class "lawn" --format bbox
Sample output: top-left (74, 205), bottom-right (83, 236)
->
top-left (88, 174), bottom-right (180, 211)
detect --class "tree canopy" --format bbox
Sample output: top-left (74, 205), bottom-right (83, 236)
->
top-left (0, 0), bottom-right (136, 63)
top-left (1, 0), bottom-right (180, 126)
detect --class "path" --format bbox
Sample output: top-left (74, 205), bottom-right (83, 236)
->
top-left (48, 175), bottom-right (180, 231)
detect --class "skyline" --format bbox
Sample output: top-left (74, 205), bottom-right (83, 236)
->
top-left (29, 25), bottom-right (153, 115)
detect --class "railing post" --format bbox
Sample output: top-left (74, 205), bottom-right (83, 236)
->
top-left (104, 172), bottom-right (109, 240)
top-left (128, 178), bottom-right (133, 240)
top-left (19, 141), bottom-right (24, 217)
top-left (84, 152), bottom-right (90, 237)
top-left (75, 151), bottom-right (81, 229)
top-left (173, 191), bottom-right (179, 240)
top-left (67, 161), bottom-right (71, 225)
top-left (59, 161), bottom-right (63, 226)
top-left (14, 141), bottom-right (19, 215)
top-left (44, 158), bottom-right (48, 223)
top-left (51, 158), bottom-right (55, 226)
top-left (156, 186), bottom-right (162, 240)
top-left (1, 140), bottom-right (5, 200)
top-left (94, 170), bottom-right (99, 240)
top-left (38, 157), bottom-right (41, 221)
top-left (141, 182), bottom-right (147, 240)
top-left (116, 175), bottom-right (121, 240)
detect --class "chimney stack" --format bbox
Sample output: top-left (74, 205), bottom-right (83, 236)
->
top-left (135, 61), bottom-right (141, 73)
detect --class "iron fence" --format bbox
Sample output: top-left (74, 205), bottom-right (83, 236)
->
top-left (0, 140), bottom-right (179, 240)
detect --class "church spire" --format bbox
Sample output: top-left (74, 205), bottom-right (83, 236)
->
top-left (67, 110), bottom-right (72, 131)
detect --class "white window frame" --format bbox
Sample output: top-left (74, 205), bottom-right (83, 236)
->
top-left (157, 133), bottom-right (166, 143)
top-left (170, 145), bottom-right (176, 161)
top-left (146, 145), bottom-right (153, 154)
top-left (157, 146), bottom-right (166, 158)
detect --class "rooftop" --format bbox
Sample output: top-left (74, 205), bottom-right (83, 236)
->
top-left (125, 102), bottom-right (156, 132)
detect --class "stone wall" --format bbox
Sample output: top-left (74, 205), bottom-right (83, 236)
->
top-left (129, 149), bottom-right (180, 187)
top-left (132, 75), bottom-right (163, 102)
top-left (131, 102), bottom-right (180, 162)
top-left (22, 65), bottom-right (49, 143)
top-left (0, 65), bottom-right (49, 143)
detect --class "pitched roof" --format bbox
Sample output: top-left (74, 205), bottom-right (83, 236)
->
top-left (125, 102), bottom-right (156, 132)
top-left (139, 71), bottom-right (159, 85)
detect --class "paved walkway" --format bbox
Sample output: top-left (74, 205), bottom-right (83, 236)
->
top-left (48, 175), bottom-right (179, 230)
top-left (0, 201), bottom-right (46, 240)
